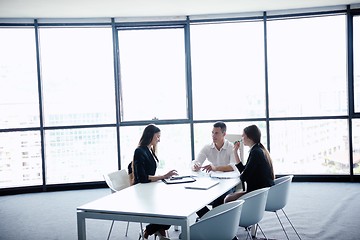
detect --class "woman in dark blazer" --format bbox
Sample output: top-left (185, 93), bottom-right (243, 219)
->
top-left (129, 124), bottom-right (177, 240)
top-left (224, 124), bottom-right (275, 203)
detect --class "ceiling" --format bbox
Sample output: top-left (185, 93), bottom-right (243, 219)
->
top-left (0, 0), bottom-right (360, 19)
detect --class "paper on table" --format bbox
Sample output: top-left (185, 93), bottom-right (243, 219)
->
top-left (184, 178), bottom-right (220, 190)
top-left (210, 170), bottom-right (240, 179)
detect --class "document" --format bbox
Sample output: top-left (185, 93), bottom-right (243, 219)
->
top-left (184, 178), bottom-right (219, 190)
top-left (210, 170), bottom-right (240, 179)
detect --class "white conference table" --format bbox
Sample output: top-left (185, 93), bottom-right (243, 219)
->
top-left (77, 174), bottom-right (240, 240)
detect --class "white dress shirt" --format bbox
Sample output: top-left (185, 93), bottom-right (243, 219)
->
top-left (193, 139), bottom-right (236, 170)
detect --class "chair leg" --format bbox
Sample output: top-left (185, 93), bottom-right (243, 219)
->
top-left (125, 222), bottom-right (144, 239)
top-left (275, 211), bottom-right (290, 240)
top-left (107, 220), bottom-right (115, 240)
top-left (251, 224), bottom-right (267, 240)
top-left (256, 224), bottom-right (267, 240)
top-left (140, 222), bottom-right (144, 240)
top-left (250, 224), bottom-right (257, 237)
top-left (281, 209), bottom-right (302, 240)
top-left (245, 227), bottom-right (253, 240)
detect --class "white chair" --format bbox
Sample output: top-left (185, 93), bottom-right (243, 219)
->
top-left (103, 169), bottom-right (144, 240)
top-left (189, 200), bottom-right (245, 240)
top-left (238, 187), bottom-right (270, 240)
top-left (265, 175), bottom-right (302, 240)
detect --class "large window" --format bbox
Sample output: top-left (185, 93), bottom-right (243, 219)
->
top-left (270, 119), bottom-right (349, 174)
top-left (190, 21), bottom-right (265, 120)
top-left (45, 127), bottom-right (117, 184)
top-left (40, 27), bottom-right (116, 127)
top-left (118, 28), bottom-right (187, 121)
top-left (1, 9), bottom-right (360, 191)
top-left (119, 124), bottom-right (192, 173)
top-left (0, 28), bottom-right (42, 188)
top-left (0, 131), bottom-right (42, 188)
top-left (353, 119), bottom-right (360, 174)
top-left (354, 16), bottom-right (360, 113)
top-left (267, 15), bottom-right (347, 117)
top-left (0, 28), bottom-right (39, 129)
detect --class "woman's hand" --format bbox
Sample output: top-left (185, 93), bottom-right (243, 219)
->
top-left (233, 141), bottom-right (240, 151)
top-left (233, 141), bottom-right (242, 164)
top-left (163, 170), bottom-right (178, 179)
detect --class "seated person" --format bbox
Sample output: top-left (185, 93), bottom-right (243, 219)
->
top-left (191, 121), bottom-right (238, 218)
top-left (130, 124), bottom-right (178, 240)
top-left (224, 124), bottom-right (275, 203)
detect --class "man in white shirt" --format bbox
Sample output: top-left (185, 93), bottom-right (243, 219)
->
top-left (192, 121), bottom-right (237, 173)
top-left (192, 121), bottom-right (237, 218)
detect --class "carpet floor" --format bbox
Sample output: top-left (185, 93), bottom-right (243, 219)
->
top-left (0, 182), bottom-right (359, 240)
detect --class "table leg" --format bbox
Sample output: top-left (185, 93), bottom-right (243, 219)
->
top-left (77, 211), bottom-right (86, 240)
top-left (180, 221), bottom-right (190, 240)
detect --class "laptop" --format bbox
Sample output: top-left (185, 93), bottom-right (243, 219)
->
top-left (184, 178), bottom-right (220, 190)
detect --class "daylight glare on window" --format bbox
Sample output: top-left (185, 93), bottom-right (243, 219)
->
top-left (190, 21), bottom-right (266, 120)
top-left (40, 27), bottom-right (116, 126)
top-left (267, 15), bottom-right (347, 117)
top-left (118, 28), bottom-right (187, 121)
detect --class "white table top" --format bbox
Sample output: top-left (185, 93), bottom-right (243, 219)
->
top-left (78, 175), bottom-right (240, 219)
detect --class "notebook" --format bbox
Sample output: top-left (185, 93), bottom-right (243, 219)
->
top-left (162, 176), bottom-right (196, 184)
top-left (184, 178), bottom-right (220, 190)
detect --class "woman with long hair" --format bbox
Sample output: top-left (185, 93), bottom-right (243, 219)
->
top-left (129, 124), bottom-right (177, 240)
top-left (224, 124), bottom-right (275, 203)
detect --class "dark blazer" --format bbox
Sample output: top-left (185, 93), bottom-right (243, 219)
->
top-left (132, 146), bottom-right (158, 184)
top-left (235, 143), bottom-right (274, 193)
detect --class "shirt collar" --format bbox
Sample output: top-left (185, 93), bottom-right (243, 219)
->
top-left (211, 139), bottom-right (230, 150)
top-left (249, 143), bottom-right (256, 152)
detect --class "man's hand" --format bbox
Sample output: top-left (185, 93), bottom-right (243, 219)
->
top-left (201, 164), bottom-right (215, 173)
top-left (192, 162), bottom-right (201, 171)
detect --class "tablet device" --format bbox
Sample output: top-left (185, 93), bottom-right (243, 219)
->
top-left (162, 176), bottom-right (196, 184)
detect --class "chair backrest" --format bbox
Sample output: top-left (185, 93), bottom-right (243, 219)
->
top-left (190, 200), bottom-right (244, 240)
top-left (238, 187), bottom-right (270, 228)
top-left (103, 169), bottom-right (130, 193)
top-left (265, 175), bottom-right (293, 212)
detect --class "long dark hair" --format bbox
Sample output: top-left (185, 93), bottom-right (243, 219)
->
top-left (244, 125), bottom-right (275, 179)
top-left (129, 124), bottom-right (161, 185)
top-left (138, 124), bottom-right (160, 158)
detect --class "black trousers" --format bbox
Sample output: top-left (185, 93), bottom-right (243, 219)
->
top-left (196, 187), bottom-right (236, 218)
top-left (145, 224), bottom-right (171, 235)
